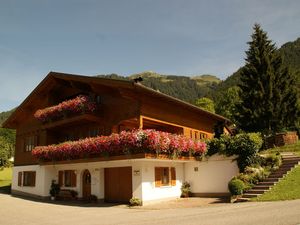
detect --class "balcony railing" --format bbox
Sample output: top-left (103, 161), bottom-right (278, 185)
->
top-left (32, 129), bottom-right (207, 162)
top-left (34, 95), bottom-right (97, 123)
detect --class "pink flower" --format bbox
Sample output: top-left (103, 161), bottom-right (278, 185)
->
top-left (34, 95), bottom-right (97, 122)
top-left (32, 129), bottom-right (207, 161)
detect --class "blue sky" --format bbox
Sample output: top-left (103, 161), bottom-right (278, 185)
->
top-left (0, 0), bottom-right (299, 112)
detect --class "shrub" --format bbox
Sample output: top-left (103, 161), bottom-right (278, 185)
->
top-left (129, 197), bottom-right (142, 206)
top-left (228, 178), bottom-right (245, 196)
top-left (206, 136), bottom-right (228, 156)
top-left (49, 180), bottom-right (60, 197)
top-left (181, 181), bottom-right (191, 197)
top-left (206, 133), bottom-right (263, 172)
top-left (261, 154), bottom-right (282, 170)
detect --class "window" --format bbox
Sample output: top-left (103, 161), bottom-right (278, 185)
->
top-left (58, 170), bottom-right (76, 187)
top-left (24, 135), bottom-right (38, 152)
top-left (155, 167), bottom-right (176, 187)
top-left (22, 171), bottom-right (36, 187)
top-left (194, 131), bottom-right (198, 140)
top-left (18, 172), bottom-right (22, 186)
top-left (199, 132), bottom-right (208, 139)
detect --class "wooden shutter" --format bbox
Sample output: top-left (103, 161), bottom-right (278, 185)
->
top-left (18, 172), bottom-right (22, 186)
top-left (171, 167), bottom-right (176, 186)
top-left (31, 171), bottom-right (36, 186)
top-left (58, 171), bottom-right (64, 186)
top-left (155, 167), bottom-right (162, 187)
top-left (71, 171), bottom-right (77, 187)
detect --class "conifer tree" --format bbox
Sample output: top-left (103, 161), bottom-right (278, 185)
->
top-left (236, 24), bottom-right (299, 134)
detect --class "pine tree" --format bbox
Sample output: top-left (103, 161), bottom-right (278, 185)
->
top-left (236, 24), bottom-right (299, 134)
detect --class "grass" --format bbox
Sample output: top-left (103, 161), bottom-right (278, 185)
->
top-left (261, 141), bottom-right (300, 156)
top-left (0, 167), bottom-right (12, 187)
top-left (254, 165), bottom-right (300, 201)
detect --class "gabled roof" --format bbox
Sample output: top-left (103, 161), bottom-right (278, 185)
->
top-left (3, 71), bottom-right (230, 129)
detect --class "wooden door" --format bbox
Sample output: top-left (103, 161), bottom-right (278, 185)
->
top-left (104, 167), bottom-right (132, 203)
top-left (82, 169), bottom-right (91, 199)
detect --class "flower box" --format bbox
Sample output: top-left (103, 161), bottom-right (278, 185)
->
top-left (32, 129), bottom-right (207, 161)
top-left (34, 95), bottom-right (97, 123)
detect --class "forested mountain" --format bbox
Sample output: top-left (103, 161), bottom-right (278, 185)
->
top-left (98, 72), bottom-right (221, 104)
top-left (0, 109), bottom-right (14, 126)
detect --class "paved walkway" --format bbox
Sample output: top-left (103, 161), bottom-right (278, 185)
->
top-left (0, 194), bottom-right (300, 225)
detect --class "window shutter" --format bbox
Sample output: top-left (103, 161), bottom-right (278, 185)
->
top-left (71, 171), bottom-right (77, 187)
top-left (31, 171), bottom-right (36, 186)
top-left (171, 167), bottom-right (176, 186)
top-left (58, 171), bottom-right (64, 186)
top-left (155, 167), bottom-right (162, 187)
top-left (18, 172), bottom-right (22, 186)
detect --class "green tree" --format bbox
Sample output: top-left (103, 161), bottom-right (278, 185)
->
top-left (215, 86), bottom-right (241, 122)
top-left (236, 24), bottom-right (300, 134)
top-left (195, 97), bottom-right (215, 113)
top-left (0, 137), bottom-right (10, 167)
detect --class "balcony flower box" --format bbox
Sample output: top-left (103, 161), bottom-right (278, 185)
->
top-left (34, 95), bottom-right (97, 123)
top-left (32, 129), bottom-right (207, 161)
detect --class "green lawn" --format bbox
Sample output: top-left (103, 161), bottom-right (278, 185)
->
top-left (0, 167), bottom-right (12, 187)
top-left (262, 141), bottom-right (300, 156)
top-left (254, 165), bottom-right (300, 201)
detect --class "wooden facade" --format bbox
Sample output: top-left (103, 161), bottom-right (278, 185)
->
top-left (3, 72), bottom-right (230, 166)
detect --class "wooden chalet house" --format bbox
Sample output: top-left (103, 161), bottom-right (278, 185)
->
top-left (3, 72), bottom-right (238, 204)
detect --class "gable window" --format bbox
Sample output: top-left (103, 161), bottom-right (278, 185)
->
top-left (155, 167), bottom-right (176, 187)
top-left (22, 171), bottom-right (36, 187)
top-left (24, 135), bottom-right (38, 152)
top-left (58, 170), bottom-right (77, 187)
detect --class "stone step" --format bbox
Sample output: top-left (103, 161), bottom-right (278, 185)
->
top-left (279, 165), bottom-right (296, 170)
top-left (271, 169), bottom-right (289, 174)
top-left (268, 174), bottom-right (285, 179)
top-left (234, 198), bottom-right (250, 203)
top-left (264, 177), bottom-right (280, 182)
top-left (282, 158), bottom-right (299, 162)
top-left (252, 185), bottom-right (271, 190)
top-left (242, 193), bottom-right (261, 198)
top-left (246, 189), bottom-right (266, 194)
top-left (258, 181), bottom-right (277, 185)
top-left (282, 161), bottom-right (300, 165)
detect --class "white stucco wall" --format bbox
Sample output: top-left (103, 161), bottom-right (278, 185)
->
top-left (140, 161), bottom-right (184, 203)
top-left (12, 160), bottom-right (143, 199)
top-left (184, 154), bottom-right (239, 194)
top-left (12, 165), bottom-right (56, 197)
top-left (12, 155), bottom-right (238, 202)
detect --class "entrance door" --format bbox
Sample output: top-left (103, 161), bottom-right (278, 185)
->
top-left (82, 169), bottom-right (91, 199)
top-left (104, 167), bottom-right (132, 203)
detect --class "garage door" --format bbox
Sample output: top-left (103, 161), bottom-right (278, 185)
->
top-left (104, 167), bottom-right (132, 203)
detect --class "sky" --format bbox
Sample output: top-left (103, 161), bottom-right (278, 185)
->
top-left (0, 0), bottom-right (300, 112)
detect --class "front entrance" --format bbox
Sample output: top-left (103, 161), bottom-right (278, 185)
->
top-left (104, 167), bottom-right (132, 203)
top-left (82, 169), bottom-right (91, 199)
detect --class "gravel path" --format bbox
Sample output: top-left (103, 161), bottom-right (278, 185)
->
top-left (0, 194), bottom-right (299, 225)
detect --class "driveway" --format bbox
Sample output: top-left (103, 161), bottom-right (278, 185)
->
top-left (0, 194), bottom-right (299, 225)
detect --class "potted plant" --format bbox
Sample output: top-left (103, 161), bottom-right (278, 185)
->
top-left (49, 180), bottom-right (60, 200)
top-left (181, 181), bottom-right (191, 198)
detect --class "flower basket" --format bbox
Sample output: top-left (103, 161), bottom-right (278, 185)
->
top-left (34, 95), bottom-right (97, 123)
top-left (32, 129), bottom-right (207, 162)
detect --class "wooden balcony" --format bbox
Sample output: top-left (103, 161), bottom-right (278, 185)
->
top-left (42, 113), bottom-right (103, 130)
